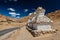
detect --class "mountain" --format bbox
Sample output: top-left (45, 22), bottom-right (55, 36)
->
top-left (0, 10), bottom-right (60, 30)
top-left (46, 10), bottom-right (60, 32)
top-left (21, 10), bottom-right (60, 23)
top-left (0, 10), bottom-right (60, 40)
top-left (0, 14), bottom-right (26, 30)
top-left (47, 10), bottom-right (60, 22)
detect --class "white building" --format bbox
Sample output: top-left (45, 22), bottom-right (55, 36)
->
top-left (27, 7), bottom-right (53, 31)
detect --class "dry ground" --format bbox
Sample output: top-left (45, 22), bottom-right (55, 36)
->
top-left (0, 10), bottom-right (60, 40)
top-left (0, 24), bottom-right (60, 40)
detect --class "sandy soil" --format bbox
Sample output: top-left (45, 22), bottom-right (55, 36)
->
top-left (0, 25), bottom-right (60, 40)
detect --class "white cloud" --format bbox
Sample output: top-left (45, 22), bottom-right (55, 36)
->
top-left (9, 12), bottom-right (20, 18)
top-left (9, 12), bottom-right (16, 14)
top-left (16, 16), bottom-right (20, 18)
top-left (7, 8), bottom-right (15, 11)
top-left (29, 13), bottom-right (32, 16)
top-left (8, 8), bottom-right (20, 18)
top-left (9, 12), bottom-right (16, 17)
top-left (11, 14), bottom-right (16, 17)
top-left (24, 9), bottom-right (28, 12)
top-left (16, 13), bottom-right (20, 15)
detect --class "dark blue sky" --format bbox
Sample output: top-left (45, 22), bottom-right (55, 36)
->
top-left (0, 0), bottom-right (60, 18)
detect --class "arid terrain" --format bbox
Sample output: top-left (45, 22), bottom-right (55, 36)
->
top-left (0, 10), bottom-right (60, 40)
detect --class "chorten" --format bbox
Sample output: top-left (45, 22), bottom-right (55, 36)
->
top-left (27, 7), bottom-right (56, 36)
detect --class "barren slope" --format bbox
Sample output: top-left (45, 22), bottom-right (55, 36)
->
top-left (0, 10), bottom-right (60, 40)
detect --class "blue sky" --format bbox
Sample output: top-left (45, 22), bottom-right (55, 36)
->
top-left (0, 0), bottom-right (60, 18)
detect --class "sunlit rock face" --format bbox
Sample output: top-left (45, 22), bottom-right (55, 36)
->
top-left (27, 7), bottom-right (53, 31)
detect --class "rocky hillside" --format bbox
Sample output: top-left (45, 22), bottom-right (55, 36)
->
top-left (47, 10), bottom-right (60, 22)
top-left (21, 10), bottom-right (60, 23)
top-left (0, 10), bottom-right (60, 40)
top-left (46, 10), bottom-right (60, 31)
top-left (0, 10), bottom-right (60, 29)
top-left (0, 14), bottom-right (26, 30)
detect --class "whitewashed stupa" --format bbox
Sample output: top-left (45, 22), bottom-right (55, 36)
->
top-left (27, 7), bottom-right (54, 32)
